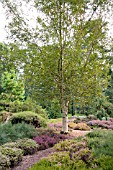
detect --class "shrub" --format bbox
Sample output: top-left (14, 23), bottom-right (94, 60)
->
top-left (0, 122), bottom-right (38, 145)
top-left (0, 153), bottom-right (10, 169)
top-left (19, 98), bottom-right (48, 119)
top-left (87, 119), bottom-right (113, 129)
top-left (33, 133), bottom-right (70, 150)
top-left (3, 139), bottom-right (39, 156)
top-left (68, 122), bottom-right (91, 131)
top-left (10, 111), bottom-right (47, 127)
top-left (54, 139), bottom-right (87, 153)
top-left (16, 138), bottom-right (39, 155)
top-left (3, 142), bottom-right (16, 148)
top-left (87, 129), bottom-right (113, 157)
top-left (0, 146), bottom-right (23, 167)
top-left (29, 153), bottom-right (87, 170)
top-left (93, 155), bottom-right (113, 170)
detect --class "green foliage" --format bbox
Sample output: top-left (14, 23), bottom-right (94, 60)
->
top-left (10, 111), bottom-right (47, 127)
top-left (15, 138), bottom-right (39, 155)
top-left (88, 97), bottom-right (113, 119)
top-left (0, 146), bottom-right (23, 167)
top-left (87, 129), bottom-right (113, 157)
top-left (21, 98), bottom-right (48, 119)
top-left (3, 138), bottom-right (39, 156)
top-left (0, 70), bottom-right (25, 112)
top-left (47, 98), bottom-right (62, 119)
top-left (29, 128), bottom-right (113, 170)
top-left (93, 155), bottom-right (113, 170)
top-left (0, 122), bottom-right (38, 145)
top-left (0, 153), bottom-right (10, 169)
top-left (1, 0), bottom-right (111, 133)
top-left (29, 154), bottom-right (87, 170)
top-left (105, 72), bottom-right (113, 104)
top-left (54, 139), bottom-right (87, 152)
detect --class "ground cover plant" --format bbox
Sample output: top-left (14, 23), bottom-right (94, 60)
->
top-left (0, 122), bottom-right (38, 145)
top-left (29, 129), bottom-right (113, 170)
top-left (87, 129), bottom-right (113, 157)
top-left (87, 119), bottom-right (113, 129)
top-left (68, 122), bottom-right (91, 131)
top-left (0, 138), bottom-right (39, 169)
top-left (0, 146), bottom-right (23, 168)
top-left (33, 131), bottom-right (70, 150)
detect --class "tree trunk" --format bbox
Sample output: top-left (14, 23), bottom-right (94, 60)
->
top-left (62, 100), bottom-right (69, 133)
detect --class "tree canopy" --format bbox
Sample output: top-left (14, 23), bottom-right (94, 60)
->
top-left (0, 0), bottom-right (112, 132)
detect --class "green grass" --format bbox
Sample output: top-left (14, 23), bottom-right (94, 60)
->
top-left (47, 118), bottom-right (62, 124)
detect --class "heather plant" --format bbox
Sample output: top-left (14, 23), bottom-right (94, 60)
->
top-left (87, 129), bottom-right (113, 157)
top-left (0, 122), bottom-right (38, 145)
top-left (30, 134), bottom-right (113, 170)
top-left (15, 138), bottom-right (39, 155)
top-left (0, 146), bottom-right (23, 167)
top-left (0, 153), bottom-right (10, 169)
top-left (68, 122), bottom-right (91, 131)
top-left (33, 133), bottom-right (70, 150)
top-left (87, 119), bottom-right (113, 129)
top-left (3, 138), bottom-right (39, 155)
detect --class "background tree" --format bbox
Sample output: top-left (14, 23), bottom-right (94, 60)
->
top-left (0, 70), bottom-right (25, 112)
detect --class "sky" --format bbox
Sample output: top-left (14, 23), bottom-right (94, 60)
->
top-left (0, 2), bottom-right (113, 43)
top-left (0, 3), bottom-right (7, 42)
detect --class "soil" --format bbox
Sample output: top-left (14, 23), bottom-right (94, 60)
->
top-left (11, 130), bottom-right (90, 170)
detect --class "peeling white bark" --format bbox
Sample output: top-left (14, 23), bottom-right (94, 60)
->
top-left (62, 100), bottom-right (69, 133)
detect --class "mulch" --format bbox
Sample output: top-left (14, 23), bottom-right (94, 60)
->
top-left (11, 147), bottom-right (56, 170)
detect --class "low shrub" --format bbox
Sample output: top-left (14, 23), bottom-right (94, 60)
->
top-left (16, 138), bottom-right (39, 155)
top-left (93, 155), bottom-right (113, 170)
top-left (3, 139), bottom-right (39, 156)
top-left (10, 111), bottom-right (47, 127)
top-left (87, 119), bottom-right (113, 129)
top-left (54, 139), bottom-right (87, 153)
top-left (0, 146), bottom-right (23, 167)
top-left (0, 153), bottom-right (10, 169)
top-left (33, 133), bottom-right (70, 150)
top-left (74, 115), bottom-right (97, 124)
top-left (68, 122), bottom-right (91, 131)
top-left (3, 142), bottom-right (16, 148)
top-left (29, 153), bottom-right (87, 170)
top-left (87, 129), bottom-right (113, 157)
top-left (0, 122), bottom-right (38, 145)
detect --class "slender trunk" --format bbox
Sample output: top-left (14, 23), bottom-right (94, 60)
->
top-left (58, 1), bottom-right (69, 133)
top-left (62, 100), bottom-right (69, 133)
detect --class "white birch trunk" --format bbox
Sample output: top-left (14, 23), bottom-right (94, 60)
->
top-left (62, 100), bottom-right (69, 133)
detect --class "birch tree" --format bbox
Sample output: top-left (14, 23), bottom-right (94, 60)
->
top-left (1, 0), bottom-right (111, 133)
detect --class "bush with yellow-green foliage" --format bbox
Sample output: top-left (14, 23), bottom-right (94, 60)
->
top-left (0, 153), bottom-right (10, 169)
top-left (54, 139), bottom-right (87, 152)
top-left (0, 146), bottom-right (23, 167)
top-left (9, 111), bottom-right (47, 127)
top-left (68, 122), bottom-right (91, 131)
top-left (3, 138), bottom-right (39, 156)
